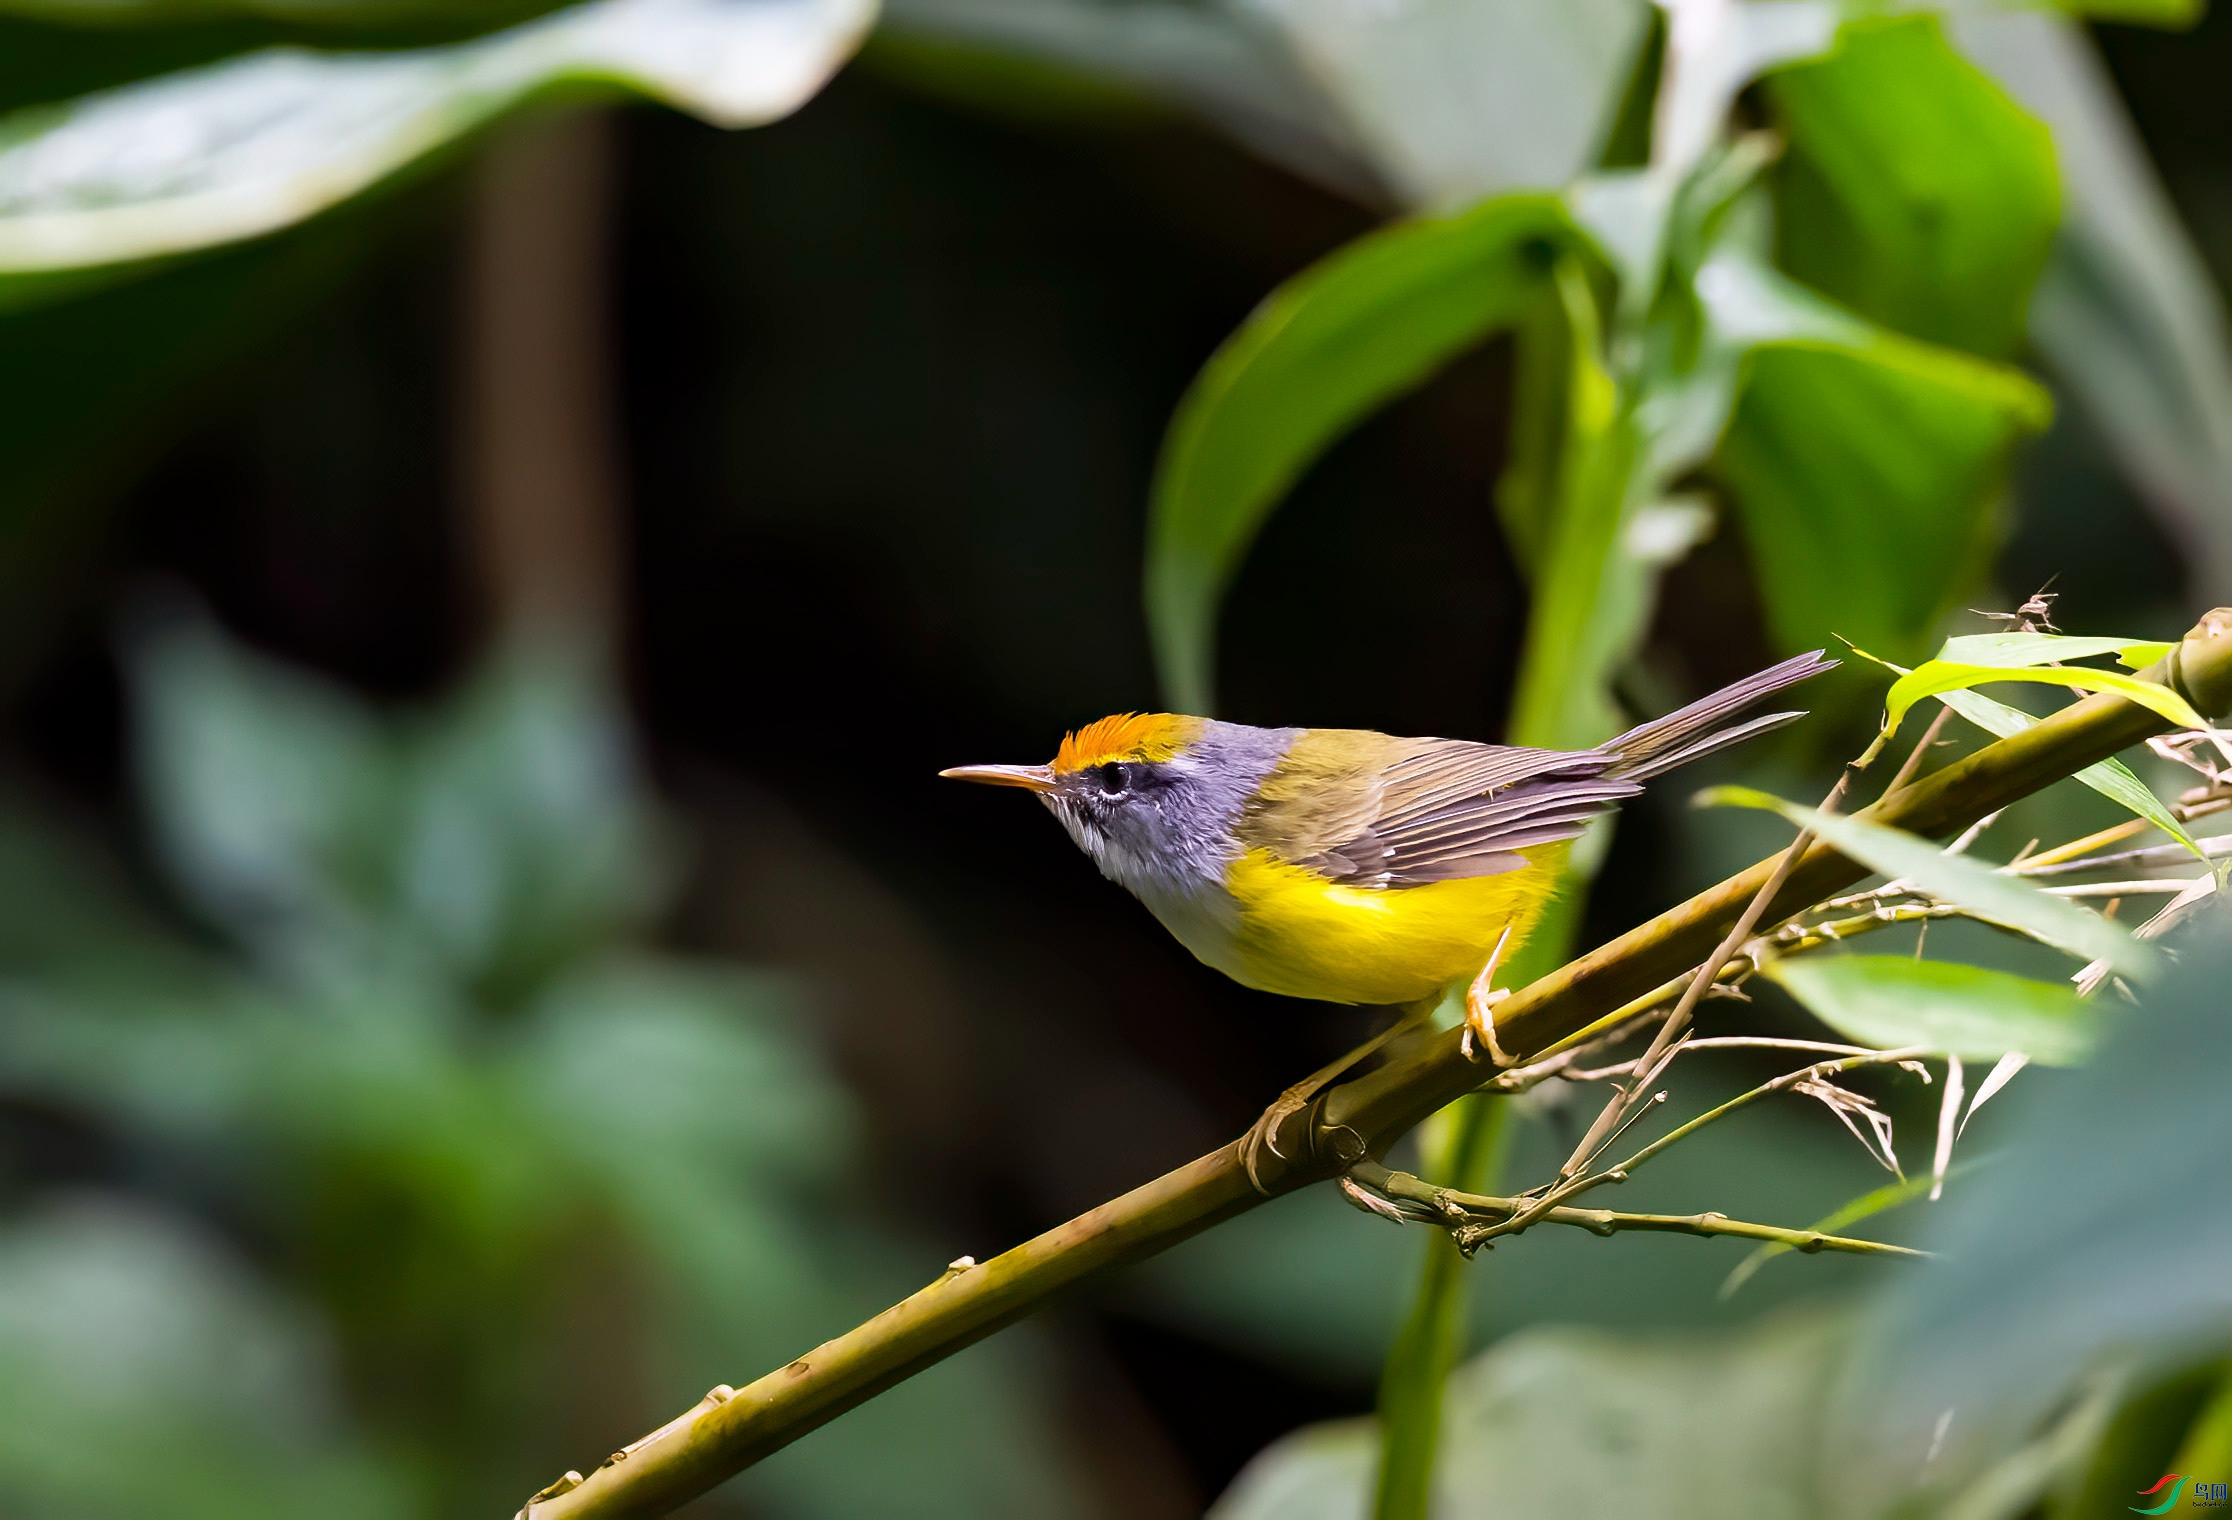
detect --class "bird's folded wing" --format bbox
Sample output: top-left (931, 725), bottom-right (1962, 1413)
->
top-left (1318, 739), bottom-right (1640, 887)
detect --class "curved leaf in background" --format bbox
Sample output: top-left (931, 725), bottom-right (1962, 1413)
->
top-left (872, 0), bottom-right (1382, 201)
top-left (1766, 13), bottom-right (2058, 361)
top-left (0, 0), bottom-right (874, 293)
top-left (1761, 954), bottom-right (2098, 1065)
top-left (1144, 192), bottom-right (1577, 712)
top-left (1245, 0), bottom-right (1650, 211)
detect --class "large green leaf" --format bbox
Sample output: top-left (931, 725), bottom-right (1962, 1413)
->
top-left (1211, 1310), bottom-right (1853, 1519)
top-left (1145, 191), bottom-right (1576, 711)
top-left (1713, 334), bottom-right (2050, 664)
top-left (0, 0), bottom-right (873, 293)
top-left (1762, 954), bottom-right (2098, 1065)
top-left (1767, 14), bottom-right (2059, 360)
top-left (1701, 786), bottom-right (2159, 978)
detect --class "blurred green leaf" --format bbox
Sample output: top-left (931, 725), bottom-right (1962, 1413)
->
top-left (1713, 336), bottom-right (2051, 665)
top-left (126, 609), bottom-right (669, 1000)
top-left (1767, 14), bottom-right (2058, 360)
top-left (125, 604), bottom-right (401, 959)
top-left (1762, 954), bottom-right (2098, 1064)
top-left (0, 0), bottom-right (873, 292)
top-left (1211, 1309), bottom-right (1852, 1519)
top-left (0, 1199), bottom-right (408, 1520)
top-left (0, 614), bottom-right (1092, 1518)
top-left (396, 640), bottom-right (672, 1003)
top-left (1700, 785), bottom-right (2159, 977)
top-left (1933, 686), bottom-right (2201, 857)
top-left (1145, 191), bottom-right (1575, 711)
top-left (1837, 936), bottom-right (2232, 1513)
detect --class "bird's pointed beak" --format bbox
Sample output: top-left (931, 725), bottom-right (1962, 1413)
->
top-left (939, 762), bottom-right (1058, 793)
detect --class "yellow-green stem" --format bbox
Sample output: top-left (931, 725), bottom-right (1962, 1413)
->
top-left (1370, 1094), bottom-right (1511, 1520)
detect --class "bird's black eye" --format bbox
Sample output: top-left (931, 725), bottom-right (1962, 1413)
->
top-left (1098, 762), bottom-right (1129, 796)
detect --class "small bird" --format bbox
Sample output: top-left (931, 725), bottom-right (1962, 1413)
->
top-left (942, 651), bottom-right (1834, 1057)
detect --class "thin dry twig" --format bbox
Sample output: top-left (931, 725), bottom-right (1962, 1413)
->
top-left (1341, 1160), bottom-right (1929, 1261)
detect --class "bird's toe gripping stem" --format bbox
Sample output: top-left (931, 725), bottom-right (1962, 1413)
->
top-left (1240, 1019), bottom-right (1423, 1194)
top-left (1461, 925), bottom-right (1516, 1066)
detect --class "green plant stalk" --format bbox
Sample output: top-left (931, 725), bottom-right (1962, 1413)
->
top-left (1370, 1095), bottom-right (1511, 1520)
top-left (1372, 255), bottom-right (1638, 1518)
top-left (520, 611), bottom-right (2232, 1520)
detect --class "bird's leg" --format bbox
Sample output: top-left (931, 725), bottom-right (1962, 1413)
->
top-left (1240, 1003), bottom-right (1436, 1193)
top-left (1462, 924), bottom-right (1516, 1066)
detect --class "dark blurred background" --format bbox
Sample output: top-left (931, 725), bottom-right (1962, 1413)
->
top-left (0, 14), bottom-right (2219, 1514)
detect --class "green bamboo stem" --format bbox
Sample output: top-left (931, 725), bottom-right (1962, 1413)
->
top-left (518, 609), bottom-right (2232, 1520)
top-left (1369, 1096), bottom-right (1511, 1520)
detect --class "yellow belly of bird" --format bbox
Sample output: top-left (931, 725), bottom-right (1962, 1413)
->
top-left (1220, 844), bottom-right (1566, 1005)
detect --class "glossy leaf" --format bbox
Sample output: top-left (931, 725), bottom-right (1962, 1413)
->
top-left (1762, 954), bottom-right (2099, 1065)
top-left (1145, 192), bottom-right (1575, 711)
top-left (0, 0), bottom-right (873, 289)
top-left (1766, 14), bottom-right (2058, 360)
top-left (1936, 631), bottom-right (2172, 669)
top-left (1882, 659), bottom-right (2210, 738)
top-left (1934, 686), bottom-right (2202, 857)
top-left (1699, 786), bottom-right (2160, 978)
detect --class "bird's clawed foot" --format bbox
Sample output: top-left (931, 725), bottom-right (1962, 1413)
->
top-left (1460, 925), bottom-right (1516, 1066)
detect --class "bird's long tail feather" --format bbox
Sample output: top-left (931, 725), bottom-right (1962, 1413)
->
top-left (1602, 650), bottom-right (1838, 780)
